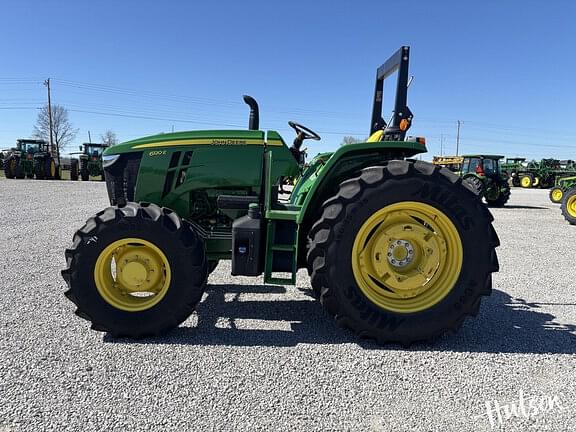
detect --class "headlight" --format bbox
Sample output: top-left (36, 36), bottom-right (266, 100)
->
top-left (102, 154), bottom-right (121, 168)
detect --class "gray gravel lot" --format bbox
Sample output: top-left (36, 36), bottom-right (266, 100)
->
top-left (0, 178), bottom-right (575, 431)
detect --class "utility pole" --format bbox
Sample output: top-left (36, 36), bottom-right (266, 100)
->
top-left (456, 120), bottom-right (462, 156)
top-left (44, 78), bottom-right (60, 167)
top-left (440, 134), bottom-right (444, 156)
top-left (88, 131), bottom-right (92, 144)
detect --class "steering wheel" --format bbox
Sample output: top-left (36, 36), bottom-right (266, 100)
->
top-left (288, 121), bottom-right (321, 141)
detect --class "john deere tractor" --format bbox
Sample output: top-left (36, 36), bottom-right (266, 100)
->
top-left (550, 175), bottom-right (576, 203)
top-left (458, 155), bottom-right (510, 207)
top-left (501, 157), bottom-right (526, 187)
top-left (70, 143), bottom-right (109, 181)
top-left (3, 139), bottom-right (60, 180)
top-left (62, 47), bottom-right (500, 345)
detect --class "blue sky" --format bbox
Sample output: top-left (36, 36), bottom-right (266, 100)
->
top-left (1, 0), bottom-right (575, 160)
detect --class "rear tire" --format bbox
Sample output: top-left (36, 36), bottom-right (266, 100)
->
top-left (61, 202), bottom-right (208, 337)
top-left (486, 181), bottom-right (510, 207)
top-left (560, 187), bottom-right (576, 226)
top-left (45, 158), bottom-right (56, 180)
top-left (81, 160), bottom-right (89, 181)
top-left (463, 176), bottom-right (484, 197)
top-left (208, 260), bottom-right (219, 274)
top-left (306, 160), bottom-right (499, 345)
top-left (3, 156), bottom-right (15, 179)
top-left (35, 159), bottom-right (45, 180)
top-left (15, 158), bottom-right (24, 179)
top-left (70, 159), bottom-right (79, 181)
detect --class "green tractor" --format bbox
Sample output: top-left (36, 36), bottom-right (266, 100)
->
top-left (61, 47), bottom-right (500, 345)
top-left (561, 187), bottom-right (576, 225)
top-left (517, 158), bottom-right (576, 189)
top-left (70, 143), bottom-right (109, 181)
top-left (501, 157), bottom-right (526, 187)
top-left (3, 139), bottom-right (60, 180)
top-left (458, 155), bottom-right (511, 207)
top-left (549, 175), bottom-right (576, 203)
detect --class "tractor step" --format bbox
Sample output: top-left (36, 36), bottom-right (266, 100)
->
top-left (264, 217), bottom-right (299, 285)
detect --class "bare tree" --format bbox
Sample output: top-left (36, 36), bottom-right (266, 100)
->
top-left (33, 104), bottom-right (78, 154)
top-left (100, 130), bottom-right (118, 147)
top-left (341, 136), bottom-right (364, 146)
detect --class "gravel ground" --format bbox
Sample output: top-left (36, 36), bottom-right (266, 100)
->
top-left (0, 178), bottom-right (575, 431)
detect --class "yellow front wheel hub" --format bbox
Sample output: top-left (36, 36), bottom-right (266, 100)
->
top-left (521, 177), bottom-right (532, 187)
top-left (352, 202), bottom-right (463, 313)
top-left (94, 238), bottom-right (171, 311)
top-left (552, 189), bottom-right (563, 202)
top-left (567, 195), bottom-right (576, 218)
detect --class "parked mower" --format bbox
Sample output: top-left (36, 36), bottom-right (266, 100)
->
top-left (62, 47), bottom-right (500, 345)
top-left (3, 139), bottom-right (60, 180)
top-left (70, 143), bottom-right (109, 181)
top-left (457, 155), bottom-right (511, 207)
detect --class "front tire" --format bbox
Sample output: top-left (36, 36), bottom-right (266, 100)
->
top-left (520, 174), bottom-right (533, 188)
top-left (549, 187), bottom-right (563, 204)
top-left (61, 202), bottom-right (208, 337)
top-left (306, 160), bottom-right (499, 345)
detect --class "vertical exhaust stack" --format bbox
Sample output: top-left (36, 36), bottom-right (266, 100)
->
top-left (243, 95), bottom-right (260, 131)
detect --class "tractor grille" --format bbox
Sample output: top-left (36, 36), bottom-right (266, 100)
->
top-left (104, 153), bottom-right (142, 206)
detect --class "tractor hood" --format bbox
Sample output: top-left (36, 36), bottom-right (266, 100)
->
top-left (103, 130), bottom-right (267, 156)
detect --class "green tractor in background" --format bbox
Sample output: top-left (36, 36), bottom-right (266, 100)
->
top-left (458, 155), bottom-right (511, 207)
top-left (3, 139), bottom-right (60, 180)
top-left (70, 143), bottom-right (109, 181)
top-left (501, 157), bottom-right (526, 187)
top-left (549, 175), bottom-right (576, 203)
top-left (62, 47), bottom-right (500, 345)
top-left (517, 158), bottom-right (576, 189)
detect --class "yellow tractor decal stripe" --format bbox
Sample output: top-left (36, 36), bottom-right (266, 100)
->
top-left (133, 138), bottom-right (283, 149)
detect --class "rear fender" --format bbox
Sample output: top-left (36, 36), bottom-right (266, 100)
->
top-left (296, 140), bottom-right (426, 227)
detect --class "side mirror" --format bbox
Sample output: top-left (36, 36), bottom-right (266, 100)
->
top-left (79, 146), bottom-right (83, 151)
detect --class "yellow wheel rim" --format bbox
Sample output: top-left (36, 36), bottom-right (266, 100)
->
top-left (351, 202), bottom-right (463, 313)
top-left (533, 177), bottom-right (540, 187)
top-left (552, 189), bottom-right (563, 202)
top-left (94, 238), bottom-right (171, 312)
top-left (521, 176), bottom-right (531, 187)
top-left (567, 195), bottom-right (576, 218)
